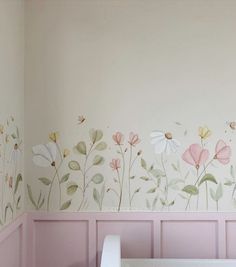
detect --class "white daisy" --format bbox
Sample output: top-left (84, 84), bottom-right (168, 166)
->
top-left (32, 142), bottom-right (57, 167)
top-left (150, 131), bottom-right (180, 154)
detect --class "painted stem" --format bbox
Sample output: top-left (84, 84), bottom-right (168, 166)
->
top-left (128, 145), bottom-right (132, 208)
top-left (161, 153), bottom-right (168, 208)
top-left (54, 166), bottom-right (62, 208)
top-left (117, 145), bottom-right (125, 211)
top-left (47, 161), bottom-right (63, 211)
top-left (117, 170), bottom-right (122, 211)
top-left (78, 143), bottom-right (94, 211)
top-left (185, 158), bottom-right (214, 210)
top-left (206, 181), bottom-right (208, 210)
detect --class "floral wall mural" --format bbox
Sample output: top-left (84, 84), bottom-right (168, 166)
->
top-left (25, 0), bottom-right (236, 213)
top-left (27, 119), bottom-right (235, 212)
top-left (0, 117), bottom-right (23, 227)
top-left (0, 0), bottom-right (24, 230)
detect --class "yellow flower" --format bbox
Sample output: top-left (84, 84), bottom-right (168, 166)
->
top-left (49, 132), bottom-right (59, 143)
top-left (0, 125), bottom-right (4, 134)
top-left (198, 126), bottom-right (211, 140)
top-left (63, 148), bottom-right (70, 158)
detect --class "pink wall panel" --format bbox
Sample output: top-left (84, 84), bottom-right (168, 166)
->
top-left (161, 220), bottom-right (218, 259)
top-left (0, 224), bottom-right (23, 267)
top-left (226, 221), bottom-right (236, 258)
top-left (34, 220), bottom-right (89, 267)
top-left (97, 220), bottom-right (153, 266)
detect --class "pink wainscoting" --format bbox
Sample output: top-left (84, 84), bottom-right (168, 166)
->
top-left (0, 214), bottom-right (27, 267)
top-left (25, 212), bottom-right (236, 267)
top-left (1, 212), bottom-right (236, 267)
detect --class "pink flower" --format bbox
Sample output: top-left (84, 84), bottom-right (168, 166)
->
top-left (112, 132), bottom-right (124, 145)
top-left (214, 140), bottom-right (231, 164)
top-left (182, 144), bottom-right (209, 169)
top-left (128, 132), bottom-right (140, 146)
top-left (110, 159), bottom-right (121, 171)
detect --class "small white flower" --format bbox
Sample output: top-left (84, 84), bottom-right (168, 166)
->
top-left (32, 142), bottom-right (57, 167)
top-left (150, 131), bottom-right (180, 154)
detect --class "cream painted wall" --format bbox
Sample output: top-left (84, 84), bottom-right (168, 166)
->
top-left (0, 0), bottom-right (24, 228)
top-left (25, 0), bottom-right (236, 212)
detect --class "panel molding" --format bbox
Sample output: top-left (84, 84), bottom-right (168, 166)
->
top-left (2, 212), bottom-right (236, 267)
top-left (0, 214), bottom-right (27, 267)
top-left (25, 212), bottom-right (236, 267)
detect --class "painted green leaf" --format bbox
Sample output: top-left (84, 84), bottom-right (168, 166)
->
top-left (224, 179), bottom-right (234, 186)
top-left (89, 129), bottom-right (103, 144)
top-left (11, 133), bottom-right (17, 139)
top-left (182, 185), bottom-right (199, 195)
top-left (74, 141), bottom-right (86, 155)
top-left (134, 187), bottom-right (141, 193)
top-left (68, 160), bottom-right (80, 171)
top-left (146, 199), bottom-right (151, 209)
top-left (93, 188), bottom-right (100, 205)
top-left (171, 163), bottom-right (178, 171)
top-left (16, 126), bottom-right (20, 138)
top-left (16, 196), bottom-right (21, 210)
top-left (101, 183), bottom-right (105, 200)
top-left (60, 173), bottom-right (70, 184)
top-left (95, 142), bottom-right (107, 151)
top-left (27, 184), bottom-right (37, 209)
top-left (67, 183), bottom-right (78, 195)
top-left (147, 188), bottom-right (156, 193)
top-left (168, 179), bottom-right (185, 187)
top-left (210, 188), bottom-right (216, 201)
top-left (14, 173), bottom-right (23, 194)
top-left (92, 173), bottom-right (104, 184)
top-left (38, 177), bottom-right (51, 186)
top-left (130, 175), bottom-right (135, 179)
top-left (60, 200), bottom-right (72, 210)
top-left (141, 158), bottom-right (147, 170)
top-left (215, 183), bottom-right (223, 201)
top-left (39, 198), bottom-right (45, 209)
top-left (231, 165), bottom-right (235, 179)
top-left (5, 203), bottom-right (13, 221)
top-left (0, 219), bottom-right (2, 225)
top-left (93, 155), bottom-right (105, 166)
top-left (37, 191), bottom-right (42, 206)
top-left (140, 176), bottom-right (149, 181)
top-left (148, 165), bottom-right (154, 171)
top-left (160, 198), bottom-right (166, 206)
top-left (199, 173), bottom-right (217, 186)
top-left (150, 169), bottom-right (165, 178)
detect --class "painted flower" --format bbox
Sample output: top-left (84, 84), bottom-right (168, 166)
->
top-left (182, 144), bottom-right (209, 169)
top-left (128, 132), bottom-right (140, 146)
top-left (49, 132), bottom-right (59, 143)
top-left (32, 142), bottom-right (57, 167)
top-left (110, 159), bottom-right (121, 171)
top-left (228, 121), bottom-right (236, 130)
top-left (150, 131), bottom-right (180, 154)
top-left (112, 132), bottom-right (124, 145)
top-left (214, 140), bottom-right (231, 164)
top-left (63, 148), bottom-right (70, 158)
top-left (199, 126), bottom-right (211, 140)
